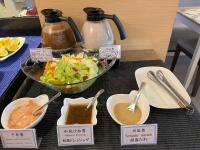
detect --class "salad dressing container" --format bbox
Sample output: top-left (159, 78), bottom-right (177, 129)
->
top-left (41, 9), bottom-right (82, 50)
top-left (82, 7), bottom-right (126, 51)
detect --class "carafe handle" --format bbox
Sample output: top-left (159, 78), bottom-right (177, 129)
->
top-left (60, 16), bottom-right (83, 43)
top-left (103, 14), bottom-right (126, 40)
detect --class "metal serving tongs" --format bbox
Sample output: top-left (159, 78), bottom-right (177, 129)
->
top-left (147, 70), bottom-right (194, 113)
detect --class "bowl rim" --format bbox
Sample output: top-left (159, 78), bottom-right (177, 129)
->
top-left (106, 91), bottom-right (150, 125)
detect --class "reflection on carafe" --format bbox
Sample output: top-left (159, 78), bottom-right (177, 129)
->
top-left (42, 22), bottom-right (75, 50)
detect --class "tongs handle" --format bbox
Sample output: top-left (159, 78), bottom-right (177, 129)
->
top-left (156, 70), bottom-right (194, 112)
top-left (147, 71), bottom-right (193, 113)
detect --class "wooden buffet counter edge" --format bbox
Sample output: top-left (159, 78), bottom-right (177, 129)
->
top-left (121, 49), bottom-right (160, 62)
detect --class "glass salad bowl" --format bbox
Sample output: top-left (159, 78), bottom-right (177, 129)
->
top-left (20, 50), bottom-right (116, 94)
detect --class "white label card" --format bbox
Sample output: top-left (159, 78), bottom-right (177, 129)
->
top-left (30, 48), bottom-right (53, 62)
top-left (121, 124), bottom-right (157, 146)
top-left (57, 125), bottom-right (94, 147)
top-left (0, 129), bottom-right (38, 149)
top-left (99, 45), bottom-right (121, 59)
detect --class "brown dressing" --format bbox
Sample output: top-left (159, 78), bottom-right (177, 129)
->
top-left (65, 104), bottom-right (92, 124)
top-left (42, 21), bottom-right (75, 50)
top-left (8, 100), bottom-right (41, 129)
top-left (114, 103), bottom-right (142, 125)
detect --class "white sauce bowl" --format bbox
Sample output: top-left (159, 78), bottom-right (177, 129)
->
top-left (106, 90), bottom-right (150, 125)
top-left (1, 94), bottom-right (49, 129)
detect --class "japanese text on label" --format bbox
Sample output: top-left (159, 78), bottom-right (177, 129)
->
top-left (121, 124), bottom-right (157, 145)
top-left (30, 48), bottom-right (53, 62)
top-left (99, 45), bottom-right (121, 59)
top-left (57, 125), bottom-right (94, 146)
top-left (0, 129), bottom-right (38, 148)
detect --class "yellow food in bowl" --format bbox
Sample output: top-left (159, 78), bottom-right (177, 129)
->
top-left (0, 48), bottom-right (8, 57)
top-left (0, 37), bottom-right (21, 57)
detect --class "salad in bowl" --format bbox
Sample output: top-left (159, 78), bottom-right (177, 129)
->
top-left (40, 53), bottom-right (99, 85)
top-left (21, 51), bottom-right (116, 94)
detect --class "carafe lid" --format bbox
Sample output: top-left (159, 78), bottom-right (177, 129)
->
top-left (83, 7), bottom-right (105, 21)
top-left (41, 9), bottom-right (62, 23)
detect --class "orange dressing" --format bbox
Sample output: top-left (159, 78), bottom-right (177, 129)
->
top-left (8, 100), bottom-right (41, 129)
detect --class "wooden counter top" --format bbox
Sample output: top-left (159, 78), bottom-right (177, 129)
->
top-left (121, 49), bottom-right (159, 61)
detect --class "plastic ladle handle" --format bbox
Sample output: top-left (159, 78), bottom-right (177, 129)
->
top-left (103, 14), bottom-right (126, 40)
top-left (60, 16), bottom-right (83, 43)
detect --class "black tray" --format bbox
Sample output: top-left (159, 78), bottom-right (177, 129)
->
top-left (2, 60), bottom-right (200, 150)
